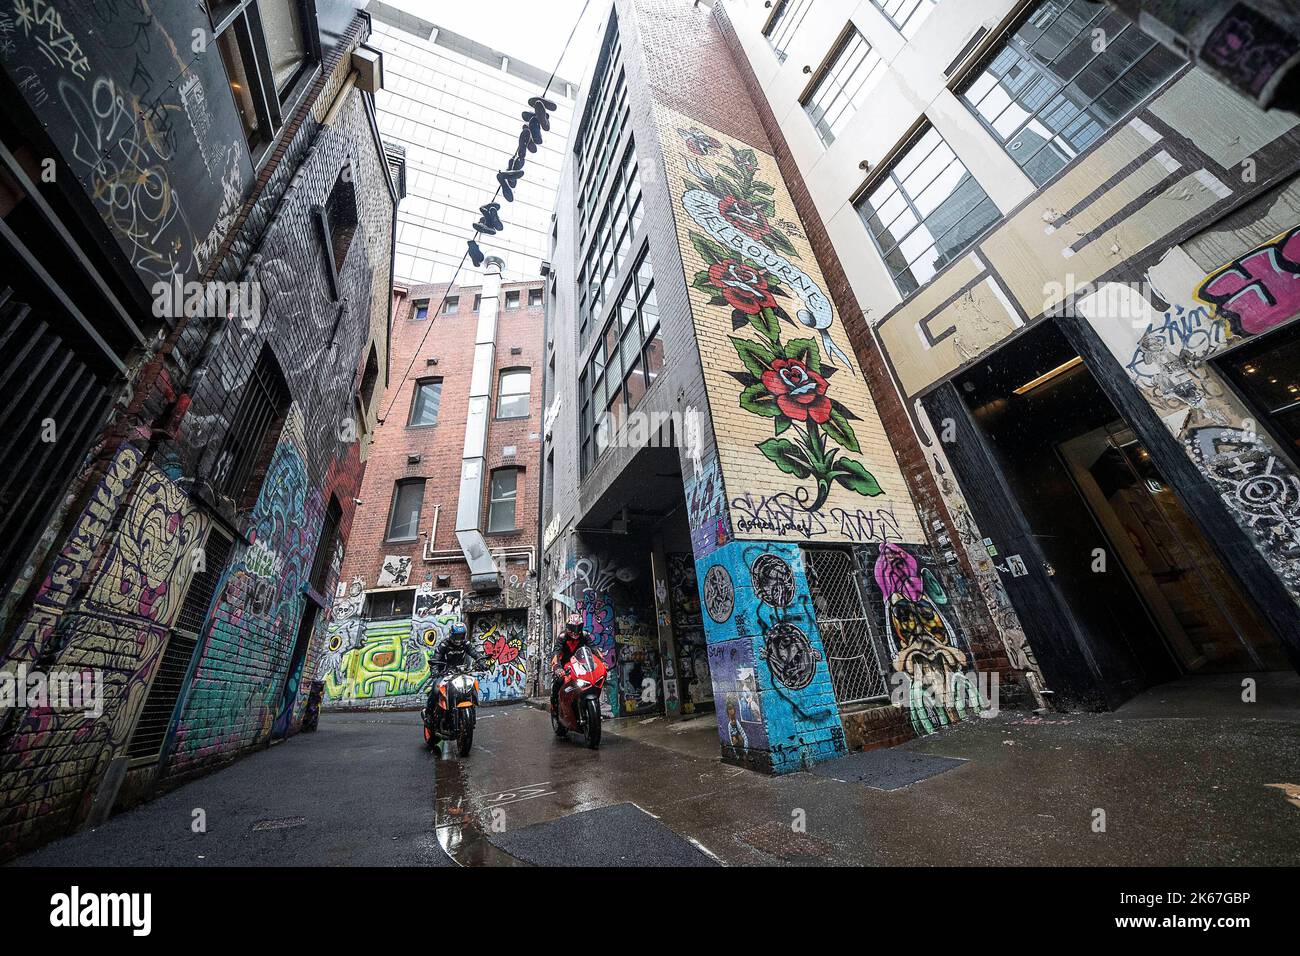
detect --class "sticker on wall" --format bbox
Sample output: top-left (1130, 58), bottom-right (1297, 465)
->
top-left (702, 563), bottom-right (734, 623)
top-left (377, 554), bottom-right (412, 587)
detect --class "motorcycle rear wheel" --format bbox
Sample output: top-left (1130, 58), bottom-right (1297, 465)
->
top-left (583, 697), bottom-right (601, 749)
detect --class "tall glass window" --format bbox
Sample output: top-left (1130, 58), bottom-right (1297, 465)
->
top-left (804, 29), bottom-right (885, 146)
top-left (386, 480), bottom-right (426, 541)
top-left (579, 253), bottom-right (661, 477)
top-left (856, 125), bottom-right (1001, 297)
top-left (960, 0), bottom-right (1183, 187)
top-left (871, 0), bottom-right (939, 38)
top-left (764, 0), bottom-right (815, 63)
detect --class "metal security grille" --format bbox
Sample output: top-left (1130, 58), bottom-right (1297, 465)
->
top-left (0, 285), bottom-right (114, 595)
top-left (215, 347), bottom-right (290, 507)
top-left (128, 529), bottom-right (235, 761)
top-left (801, 547), bottom-right (889, 705)
top-left (309, 498), bottom-right (342, 595)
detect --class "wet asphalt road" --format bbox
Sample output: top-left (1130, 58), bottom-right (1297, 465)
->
top-left (11, 711), bottom-right (452, 867)
top-left (10, 673), bottom-right (1300, 866)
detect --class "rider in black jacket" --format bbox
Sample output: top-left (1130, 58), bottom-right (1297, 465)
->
top-left (428, 623), bottom-right (487, 682)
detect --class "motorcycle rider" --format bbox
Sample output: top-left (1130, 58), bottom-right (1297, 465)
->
top-left (425, 623), bottom-right (487, 748)
top-left (551, 613), bottom-right (595, 714)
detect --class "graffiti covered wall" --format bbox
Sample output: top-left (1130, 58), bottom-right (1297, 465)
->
top-left (656, 106), bottom-right (924, 550)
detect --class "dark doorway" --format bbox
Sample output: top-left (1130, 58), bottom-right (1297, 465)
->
top-left (273, 603), bottom-right (319, 740)
top-left (943, 320), bottom-right (1282, 706)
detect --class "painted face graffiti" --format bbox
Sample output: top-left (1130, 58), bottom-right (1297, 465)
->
top-left (750, 553), bottom-right (796, 608)
top-left (759, 622), bottom-right (820, 690)
top-left (872, 544), bottom-right (982, 735)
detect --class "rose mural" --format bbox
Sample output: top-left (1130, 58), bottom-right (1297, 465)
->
top-left (676, 127), bottom-right (889, 517)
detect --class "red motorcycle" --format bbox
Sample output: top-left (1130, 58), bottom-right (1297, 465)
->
top-left (551, 645), bottom-right (608, 749)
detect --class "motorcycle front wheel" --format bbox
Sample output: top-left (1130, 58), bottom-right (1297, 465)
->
top-left (423, 723), bottom-right (438, 753)
top-left (457, 724), bottom-right (473, 757)
top-left (583, 697), bottom-right (601, 749)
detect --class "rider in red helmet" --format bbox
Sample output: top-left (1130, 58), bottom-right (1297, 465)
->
top-left (550, 613), bottom-right (594, 712)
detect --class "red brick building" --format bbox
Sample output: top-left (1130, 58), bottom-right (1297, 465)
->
top-left (325, 265), bottom-right (546, 709)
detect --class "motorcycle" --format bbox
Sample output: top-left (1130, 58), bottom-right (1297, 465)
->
top-left (422, 665), bottom-right (481, 757)
top-left (551, 645), bottom-right (608, 749)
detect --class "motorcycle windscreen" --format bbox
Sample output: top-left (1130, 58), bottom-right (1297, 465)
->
top-left (569, 645), bottom-right (606, 680)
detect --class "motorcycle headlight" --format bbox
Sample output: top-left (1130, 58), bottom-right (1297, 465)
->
top-left (574, 679), bottom-right (591, 690)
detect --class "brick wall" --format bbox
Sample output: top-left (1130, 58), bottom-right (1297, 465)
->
top-left (0, 10), bottom-right (397, 858)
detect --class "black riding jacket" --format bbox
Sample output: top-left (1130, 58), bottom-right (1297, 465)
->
top-left (428, 636), bottom-right (487, 679)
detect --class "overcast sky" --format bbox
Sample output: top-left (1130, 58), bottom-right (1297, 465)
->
top-left (384, 0), bottom-right (611, 87)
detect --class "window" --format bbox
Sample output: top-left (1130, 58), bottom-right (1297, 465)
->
top-left (764, 0), bottom-right (814, 63)
top-left (385, 479), bottom-right (426, 541)
top-left (443, 295), bottom-right (459, 314)
top-left (309, 497), bottom-right (343, 595)
top-left (321, 167), bottom-right (357, 294)
top-left (208, 0), bottom-right (318, 159)
top-left (413, 300), bottom-right (430, 321)
top-left (804, 29), bottom-right (885, 146)
top-left (487, 468), bottom-right (519, 533)
top-left (871, 0), bottom-right (939, 38)
top-left (408, 377), bottom-right (443, 427)
top-left (497, 368), bottom-right (532, 419)
top-left (856, 125), bottom-right (1001, 297)
top-left (473, 293), bottom-right (482, 312)
top-left (359, 345), bottom-right (379, 414)
top-left (215, 345), bottom-right (291, 508)
top-left (580, 252), bottom-right (661, 476)
top-left (578, 143), bottom-right (643, 347)
top-left (959, 0), bottom-right (1183, 187)
top-left (529, 288), bottom-right (543, 308)
top-left (1217, 320), bottom-right (1300, 467)
top-left (258, 0), bottom-right (312, 92)
top-left (505, 290), bottom-right (521, 311)
top-left (365, 588), bottom-right (415, 620)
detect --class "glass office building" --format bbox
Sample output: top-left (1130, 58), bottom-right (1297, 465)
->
top-left (367, 1), bottom-right (575, 284)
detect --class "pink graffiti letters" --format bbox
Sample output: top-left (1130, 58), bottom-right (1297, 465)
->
top-left (1197, 225), bottom-right (1300, 336)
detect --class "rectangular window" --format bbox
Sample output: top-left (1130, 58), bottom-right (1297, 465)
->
top-left (364, 588), bottom-right (415, 620)
top-left (959, 0), bottom-right (1184, 187)
top-left (529, 288), bottom-right (543, 308)
top-left (765, 0), bottom-right (814, 63)
top-left (578, 143), bottom-right (642, 348)
top-left (505, 290), bottom-right (521, 310)
top-left (309, 497), bottom-right (343, 595)
top-left (856, 125), bottom-right (1001, 297)
top-left (216, 346), bottom-right (291, 508)
top-left (443, 295), bottom-right (459, 314)
top-left (487, 469), bottom-right (519, 533)
top-left (804, 29), bottom-right (884, 146)
top-left (408, 377), bottom-right (443, 427)
top-left (497, 368), bottom-right (531, 419)
top-left (871, 0), bottom-right (939, 38)
top-left (1216, 320), bottom-right (1300, 468)
top-left (208, 0), bottom-right (318, 160)
top-left (258, 0), bottom-right (312, 93)
top-left (473, 293), bottom-right (482, 313)
top-left (579, 252), bottom-right (661, 476)
top-left (386, 479), bottom-right (425, 541)
top-left (413, 300), bottom-right (429, 321)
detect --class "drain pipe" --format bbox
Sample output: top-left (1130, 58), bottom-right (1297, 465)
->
top-left (456, 256), bottom-right (505, 592)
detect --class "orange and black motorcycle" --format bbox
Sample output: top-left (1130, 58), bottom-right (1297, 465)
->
top-left (422, 664), bottom-right (481, 757)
